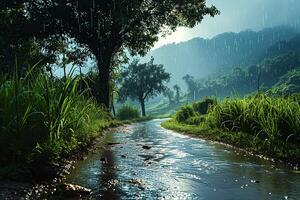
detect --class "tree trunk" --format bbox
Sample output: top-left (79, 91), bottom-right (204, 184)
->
top-left (96, 51), bottom-right (112, 108)
top-left (140, 100), bottom-right (146, 117)
top-left (97, 65), bottom-right (110, 107)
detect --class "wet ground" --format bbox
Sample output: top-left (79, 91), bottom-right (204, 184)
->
top-left (66, 119), bottom-right (300, 200)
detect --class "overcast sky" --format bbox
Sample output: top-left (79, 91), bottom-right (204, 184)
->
top-left (153, 0), bottom-right (300, 49)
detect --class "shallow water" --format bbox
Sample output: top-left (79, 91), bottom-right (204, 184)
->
top-left (66, 119), bottom-right (300, 200)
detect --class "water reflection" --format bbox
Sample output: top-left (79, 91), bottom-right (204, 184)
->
top-left (66, 119), bottom-right (300, 200)
top-left (96, 143), bottom-right (121, 199)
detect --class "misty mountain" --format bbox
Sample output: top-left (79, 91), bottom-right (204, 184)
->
top-left (267, 34), bottom-right (300, 56)
top-left (142, 26), bottom-right (299, 88)
top-left (180, 33), bottom-right (300, 100)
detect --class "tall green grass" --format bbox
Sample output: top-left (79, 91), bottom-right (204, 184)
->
top-left (207, 94), bottom-right (300, 145)
top-left (0, 69), bottom-right (111, 164)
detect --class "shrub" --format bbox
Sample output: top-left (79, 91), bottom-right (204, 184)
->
top-left (185, 116), bottom-right (206, 125)
top-left (175, 105), bottom-right (195, 123)
top-left (192, 98), bottom-right (216, 115)
top-left (117, 105), bottom-right (140, 120)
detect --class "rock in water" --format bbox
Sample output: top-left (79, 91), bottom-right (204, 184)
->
top-left (128, 179), bottom-right (146, 190)
top-left (142, 145), bottom-right (151, 150)
top-left (58, 183), bottom-right (91, 198)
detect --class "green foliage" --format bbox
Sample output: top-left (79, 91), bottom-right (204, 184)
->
top-left (192, 98), bottom-right (216, 115)
top-left (207, 94), bottom-right (300, 145)
top-left (0, 69), bottom-right (111, 165)
top-left (174, 98), bottom-right (215, 124)
top-left (119, 58), bottom-right (170, 116)
top-left (117, 105), bottom-right (140, 120)
top-left (175, 106), bottom-right (195, 123)
top-left (2, 0), bottom-right (218, 107)
top-left (5, 0), bottom-right (218, 58)
top-left (165, 93), bottom-right (300, 162)
top-left (268, 69), bottom-right (300, 96)
top-left (185, 116), bottom-right (206, 125)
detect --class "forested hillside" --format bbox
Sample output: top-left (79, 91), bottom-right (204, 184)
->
top-left (178, 33), bottom-right (300, 100)
top-left (143, 26), bottom-right (299, 88)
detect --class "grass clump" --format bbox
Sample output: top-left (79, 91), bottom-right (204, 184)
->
top-left (207, 94), bottom-right (300, 144)
top-left (0, 70), bottom-right (113, 165)
top-left (116, 104), bottom-right (140, 120)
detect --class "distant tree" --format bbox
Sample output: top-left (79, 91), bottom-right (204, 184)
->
top-left (268, 69), bottom-right (300, 96)
top-left (173, 84), bottom-right (181, 103)
top-left (183, 74), bottom-right (197, 99)
top-left (164, 88), bottom-right (175, 105)
top-left (119, 58), bottom-right (170, 116)
top-left (2, 0), bottom-right (218, 107)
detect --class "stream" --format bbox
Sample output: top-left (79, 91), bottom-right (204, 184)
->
top-left (66, 119), bottom-right (300, 200)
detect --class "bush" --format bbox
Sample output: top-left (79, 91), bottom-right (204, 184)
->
top-left (192, 98), bottom-right (216, 115)
top-left (117, 105), bottom-right (140, 120)
top-left (175, 106), bottom-right (195, 123)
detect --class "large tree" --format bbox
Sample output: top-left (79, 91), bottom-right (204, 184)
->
top-left (119, 58), bottom-right (170, 116)
top-left (2, 0), bottom-right (218, 107)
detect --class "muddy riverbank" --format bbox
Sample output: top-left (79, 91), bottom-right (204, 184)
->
top-left (0, 125), bottom-right (130, 199)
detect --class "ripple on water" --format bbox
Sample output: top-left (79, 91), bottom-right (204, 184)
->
top-left (191, 159), bottom-right (220, 174)
top-left (169, 149), bottom-right (189, 158)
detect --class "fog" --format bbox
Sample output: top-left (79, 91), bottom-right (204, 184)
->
top-left (154, 0), bottom-right (300, 49)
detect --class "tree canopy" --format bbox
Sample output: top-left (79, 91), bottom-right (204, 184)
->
top-left (119, 58), bottom-right (170, 116)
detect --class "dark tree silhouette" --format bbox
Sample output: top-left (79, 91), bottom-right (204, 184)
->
top-left (119, 58), bottom-right (170, 116)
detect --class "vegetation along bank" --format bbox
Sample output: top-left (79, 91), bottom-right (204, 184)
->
top-left (0, 69), bottom-right (124, 181)
top-left (162, 95), bottom-right (300, 166)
